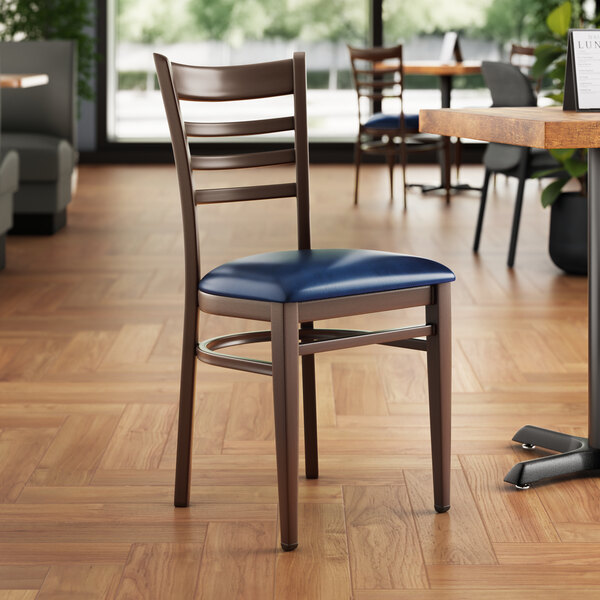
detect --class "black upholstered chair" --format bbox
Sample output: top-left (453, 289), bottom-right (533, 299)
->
top-left (154, 51), bottom-right (454, 551)
top-left (473, 61), bottom-right (561, 267)
top-left (0, 40), bottom-right (78, 234)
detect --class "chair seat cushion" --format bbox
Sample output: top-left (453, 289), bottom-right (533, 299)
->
top-left (365, 112), bottom-right (419, 132)
top-left (199, 249), bottom-right (455, 303)
top-left (2, 132), bottom-right (75, 182)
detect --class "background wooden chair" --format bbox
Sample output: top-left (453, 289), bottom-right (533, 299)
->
top-left (348, 44), bottom-right (449, 208)
top-left (509, 43), bottom-right (542, 93)
top-left (154, 51), bottom-right (454, 551)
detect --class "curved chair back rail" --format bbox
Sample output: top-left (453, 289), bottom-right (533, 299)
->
top-left (154, 51), bottom-right (454, 551)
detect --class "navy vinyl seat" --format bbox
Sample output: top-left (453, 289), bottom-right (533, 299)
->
top-left (199, 248), bottom-right (455, 303)
top-left (365, 112), bottom-right (420, 132)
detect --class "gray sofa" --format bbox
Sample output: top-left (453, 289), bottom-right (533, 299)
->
top-left (0, 148), bottom-right (18, 268)
top-left (1, 40), bottom-right (78, 234)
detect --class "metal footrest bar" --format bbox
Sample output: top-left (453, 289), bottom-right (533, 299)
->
top-left (197, 324), bottom-right (434, 376)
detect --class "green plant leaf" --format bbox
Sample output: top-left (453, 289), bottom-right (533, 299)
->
top-left (541, 178), bottom-right (570, 208)
top-left (550, 148), bottom-right (576, 161)
top-left (532, 43), bottom-right (565, 77)
top-left (546, 92), bottom-right (565, 103)
top-left (533, 167), bottom-right (564, 179)
top-left (547, 2), bottom-right (572, 37)
top-left (564, 157), bottom-right (588, 178)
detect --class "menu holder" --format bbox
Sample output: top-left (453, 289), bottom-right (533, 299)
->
top-left (564, 29), bottom-right (600, 112)
top-left (439, 32), bottom-right (462, 63)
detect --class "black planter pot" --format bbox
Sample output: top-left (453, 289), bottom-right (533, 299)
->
top-left (549, 192), bottom-right (587, 275)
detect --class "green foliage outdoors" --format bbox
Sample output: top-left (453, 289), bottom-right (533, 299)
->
top-left (118, 0), bottom-right (368, 45)
top-left (478, 0), bottom-right (577, 44)
top-left (118, 0), bottom-right (499, 46)
top-left (0, 0), bottom-right (96, 102)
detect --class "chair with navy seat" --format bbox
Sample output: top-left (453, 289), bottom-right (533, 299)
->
top-left (348, 44), bottom-right (448, 207)
top-left (154, 51), bottom-right (454, 551)
top-left (473, 61), bottom-right (562, 267)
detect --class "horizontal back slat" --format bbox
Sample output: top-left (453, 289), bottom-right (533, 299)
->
top-left (172, 59), bottom-right (294, 101)
top-left (185, 117), bottom-right (294, 137)
top-left (358, 93), bottom-right (392, 101)
top-left (356, 80), bottom-right (399, 90)
top-left (355, 67), bottom-right (400, 76)
top-left (190, 149), bottom-right (295, 170)
top-left (348, 45), bottom-right (403, 62)
top-left (195, 182), bottom-right (297, 204)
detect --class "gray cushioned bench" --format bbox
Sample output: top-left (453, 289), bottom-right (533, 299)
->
top-left (0, 40), bottom-right (77, 235)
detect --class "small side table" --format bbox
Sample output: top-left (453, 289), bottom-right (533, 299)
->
top-left (420, 105), bottom-right (600, 488)
top-left (0, 74), bottom-right (49, 88)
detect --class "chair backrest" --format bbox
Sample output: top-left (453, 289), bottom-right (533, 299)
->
top-left (481, 61), bottom-right (535, 171)
top-left (0, 40), bottom-right (77, 148)
top-left (348, 44), bottom-right (406, 129)
top-left (509, 44), bottom-right (535, 67)
top-left (154, 52), bottom-right (311, 286)
top-left (481, 60), bottom-right (537, 108)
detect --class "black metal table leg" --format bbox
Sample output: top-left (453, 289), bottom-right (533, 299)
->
top-left (416, 75), bottom-right (481, 196)
top-left (505, 148), bottom-right (600, 487)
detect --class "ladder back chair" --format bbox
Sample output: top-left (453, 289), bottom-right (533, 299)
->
top-left (348, 44), bottom-right (449, 208)
top-left (154, 51), bottom-right (454, 551)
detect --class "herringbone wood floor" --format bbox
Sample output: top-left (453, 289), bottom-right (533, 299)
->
top-left (0, 163), bottom-right (596, 599)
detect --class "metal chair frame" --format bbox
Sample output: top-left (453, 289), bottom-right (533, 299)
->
top-left (154, 51), bottom-right (452, 551)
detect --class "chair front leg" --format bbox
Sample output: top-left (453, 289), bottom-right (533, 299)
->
top-left (425, 283), bottom-right (452, 513)
top-left (271, 302), bottom-right (301, 551)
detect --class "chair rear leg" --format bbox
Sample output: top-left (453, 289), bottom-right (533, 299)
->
top-left (443, 137), bottom-right (451, 204)
top-left (455, 138), bottom-right (462, 180)
top-left (301, 324), bottom-right (318, 479)
top-left (174, 317), bottom-right (198, 507)
top-left (425, 283), bottom-right (452, 513)
top-left (400, 140), bottom-right (408, 210)
top-left (473, 169), bottom-right (491, 252)
top-left (387, 146), bottom-right (395, 205)
top-left (271, 303), bottom-right (300, 551)
top-left (354, 141), bottom-right (362, 205)
top-left (507, 173), bottom-right (527, 268)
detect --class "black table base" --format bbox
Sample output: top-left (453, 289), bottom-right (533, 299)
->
top-left (504, 425), bottom-right (600, 488)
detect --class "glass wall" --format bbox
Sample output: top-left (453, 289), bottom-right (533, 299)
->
top-left (107, 0), bottom-right (369, 141)
top-left (105, 0), bottom-right (581, 143)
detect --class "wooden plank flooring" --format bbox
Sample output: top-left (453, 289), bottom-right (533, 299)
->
top-left (0, 163), bottom-right (594, 598)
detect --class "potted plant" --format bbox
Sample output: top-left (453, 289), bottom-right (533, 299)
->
top-left (532, 1), bottom-right (592, 275)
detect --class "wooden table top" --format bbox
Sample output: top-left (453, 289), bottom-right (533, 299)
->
top-left (404, 60), bottom-right (481, 76)
top-left (0, 73), bottom-right (49, 88)
top-left (420, 105), bottom-right (600, 149)
top-left (374, 60), bottom-right (481, 77)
